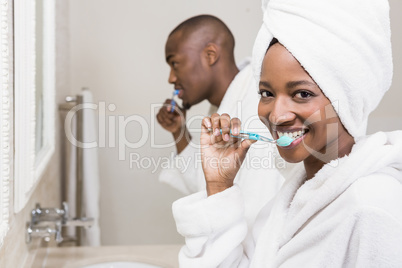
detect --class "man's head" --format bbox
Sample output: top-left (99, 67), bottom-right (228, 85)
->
top-left (165, 15), bottom-right (237, 109)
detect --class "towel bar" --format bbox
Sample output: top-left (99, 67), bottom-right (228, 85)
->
top-left (58, 90), bottom-right (85, 246)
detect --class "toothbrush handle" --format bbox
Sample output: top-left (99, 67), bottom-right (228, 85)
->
top-left (170, 90), bottom-right (180, 113)
top-left (207, 129), bottom-right (270, 142)
top-left (170, 99), bottom-right (176, 113)
top-left (206, 128), bottom-right (292, 146)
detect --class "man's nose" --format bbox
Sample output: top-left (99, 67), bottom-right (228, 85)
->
top-left (268, 98), bottom-right (295, 125)
top-left (168, 69), bottom-right (177, 84)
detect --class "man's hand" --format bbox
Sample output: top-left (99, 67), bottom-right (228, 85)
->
top-left (157, 99), bottom-right (191, 154)
top-left (156, 99), bottom-right (186, 135)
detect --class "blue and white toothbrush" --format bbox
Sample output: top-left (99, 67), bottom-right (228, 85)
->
top-left (208, 129), bottom-right (294, 147)
top-left (170, 89), bottom-right (180, 112)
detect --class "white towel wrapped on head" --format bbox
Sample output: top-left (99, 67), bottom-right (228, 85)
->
top-left (252, 0), bottom-right (393, 138)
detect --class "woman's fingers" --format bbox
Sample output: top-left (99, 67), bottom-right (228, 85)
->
top-left (241, 138), bottom-right (257, 150)
top-left (201, 117), bottom-right (212, 131)
top-left (220, 113), bottom-right (231, 141)
top-left (202, 114), bottom-right (248, 147)
top-left (201, 116), bottom-right (221, 145)
top-left (229, 118), bottom-right (242, 145)
top-left (209, 113), bottom-right (223, 144)
top-left (230, 117), bottom-right (241, 136)
top-left (211, 113), bottom-right (221, 136)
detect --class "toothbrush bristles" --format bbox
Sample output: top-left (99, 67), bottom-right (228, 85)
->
top-left (276, 136), bottom-right (294, 147)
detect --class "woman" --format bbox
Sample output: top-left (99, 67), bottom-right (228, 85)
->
top-left (172, 0), bottom-right (402, 267)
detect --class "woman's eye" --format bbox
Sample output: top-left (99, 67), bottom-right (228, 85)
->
top-left (259, 90), bottom-right (273, 98)
top-left (295, 91), bottom-right (313, 99)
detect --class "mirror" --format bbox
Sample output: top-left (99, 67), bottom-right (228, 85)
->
top-left (0, 0), bottom-right (11, 246)
top-left (14, 0), bottom-right (56, 213)
top-left (35, 0), bottom-right (44, 155)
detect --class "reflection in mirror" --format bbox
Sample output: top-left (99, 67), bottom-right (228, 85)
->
top-left (14, 0), bottom-right (55, 212)
top-left (35, 0), bottom-right (44, 155)
top-left (0, 0), bottom-right (11, 246)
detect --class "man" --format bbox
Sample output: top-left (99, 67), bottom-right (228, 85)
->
top-left (157, 15), bottom-right (290, 225)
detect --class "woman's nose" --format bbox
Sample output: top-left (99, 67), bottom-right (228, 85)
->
top-left (268, 98), bottom-right (295, 125)
top-left (168, 69), bottom-right (177, 84)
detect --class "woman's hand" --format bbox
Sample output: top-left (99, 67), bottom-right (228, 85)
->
top-left (201, 113), bottom-right (256, 196)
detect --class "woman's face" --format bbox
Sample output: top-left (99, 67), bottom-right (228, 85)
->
top-left (258, 43), bottom-right (350, 164)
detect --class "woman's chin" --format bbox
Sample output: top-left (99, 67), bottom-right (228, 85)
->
top-left (278, 150), bottom-right (305, 164)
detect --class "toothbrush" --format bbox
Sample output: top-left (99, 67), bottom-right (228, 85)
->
top-left (207, 129), bottom-right (294, 147)
top-left (170, 89), bottom-right (180, 113)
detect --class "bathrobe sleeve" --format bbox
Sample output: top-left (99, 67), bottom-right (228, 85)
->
top-left (172, 185), bottom-right (251, 268)
top-left (347, 206), bottom-right (402, 266)
top-left (343, 173), bottom-right (402, 267)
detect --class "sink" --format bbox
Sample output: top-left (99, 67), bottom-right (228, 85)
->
top-left (81, 261), bottom-right (162, 268)
top-left (30, 245), bottom-right (181, 268)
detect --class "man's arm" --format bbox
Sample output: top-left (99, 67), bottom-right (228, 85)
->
top-left (172, 126), bottom-right (191, 154)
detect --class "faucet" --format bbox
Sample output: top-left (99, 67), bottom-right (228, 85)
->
top-left (26, 202), bottom-right (94, 244)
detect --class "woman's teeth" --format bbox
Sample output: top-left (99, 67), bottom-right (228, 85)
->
top-left (277, 130), bottom-right (306, 139)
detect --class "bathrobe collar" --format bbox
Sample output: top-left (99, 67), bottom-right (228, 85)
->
top-left (252, 131), bottom-right (402, 267)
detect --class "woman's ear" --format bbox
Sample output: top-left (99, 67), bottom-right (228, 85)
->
top-left (204, 43), bottom-right (220, 66)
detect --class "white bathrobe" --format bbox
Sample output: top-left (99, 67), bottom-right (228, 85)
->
top-left (160, 60), bottom-right (298, 226)
top-left (173, 131), bottom-right (402, 267)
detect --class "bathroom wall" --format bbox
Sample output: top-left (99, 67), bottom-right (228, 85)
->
top-left (0, 1), bottom-right (70, 267)
top-left (368, 0), bottom-right (402, 133)
top-left (68, 0), bottom-right (402, 246)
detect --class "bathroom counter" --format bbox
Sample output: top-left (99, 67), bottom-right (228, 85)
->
top-left (27, 244), bottom-right (182, 268)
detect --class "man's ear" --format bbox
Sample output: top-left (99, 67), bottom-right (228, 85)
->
top-left (204, 43), bottom-right (220, 66)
